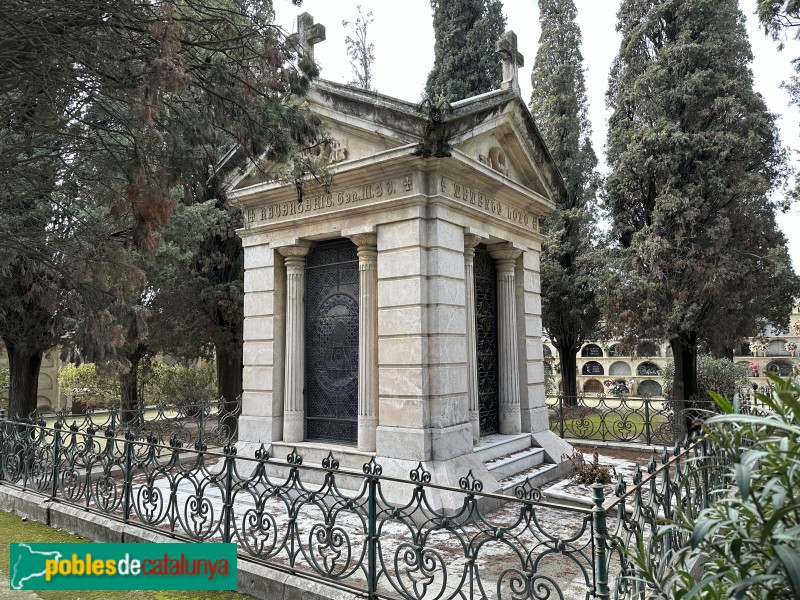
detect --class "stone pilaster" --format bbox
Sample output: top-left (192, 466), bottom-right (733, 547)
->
top-left (489, 244), bottom-right (523, 435)
top-left (278, 243), bottom-right (311, 443)
top-left (350, 233), bottom-right (379, 452)
top-left (463, 234), bottom-right (483, 444)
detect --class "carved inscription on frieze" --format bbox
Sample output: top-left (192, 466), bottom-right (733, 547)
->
top-left (245, 175), bottom-right (414, 226)
top-left (439, 176), bottom-right (537, 232)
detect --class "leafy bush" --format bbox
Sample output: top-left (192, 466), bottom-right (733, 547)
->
top-left (147, 361), bottom-right (216, 408)
top-left (662, 354), bottom-right (749, 401)
top-left (58, 363), bottom-right (116, 412)
top-left (631, 373), bottom-right (800, 599)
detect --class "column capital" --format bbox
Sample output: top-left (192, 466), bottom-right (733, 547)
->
top-left (488, 243), bottom-right (522, 262)
top-left (349, 233), bottom-right (377, 249)
top-left (464, 233), bottom-right (484, 249)
top-left (278, 242), bottom-right (311, 258)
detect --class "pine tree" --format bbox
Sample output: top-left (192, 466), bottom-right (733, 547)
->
top-left (530, 0), bottom-right (601, 402)
top-left (425, 0), bottom-right (506, 100)
top-left (605, 0), bottom-right (798, 434)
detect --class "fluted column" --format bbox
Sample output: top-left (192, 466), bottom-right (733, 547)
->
top-left (278, 243), bottom-right (311, 443)
top-left (463, 234), bottom-right (483, 445)
top-left (350, 233), bottom-right (378, 452)
top-left (490, 244), bottom-right (523, 435)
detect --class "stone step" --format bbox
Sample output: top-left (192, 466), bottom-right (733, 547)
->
top-left (473, 433), bottom-right (533, 463)
top-left (485, 447), bottom-right (546, 481)
top-left (498, 462), bottom-right (568, 496)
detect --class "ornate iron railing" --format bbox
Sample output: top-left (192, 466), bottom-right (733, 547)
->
top-left (547, 391), bottom-right (770, 445)
top-left (593, 439), bottom-right (728, 599)
top-left (0, 409), bottom-right (730, 599)
top-left (29, 396), bottom-right (241, 448)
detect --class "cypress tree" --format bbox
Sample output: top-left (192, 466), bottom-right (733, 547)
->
top-left (530, 0), bottom-right (601, 401)
top-left (425, 0), bottom-right (506, 100)
top-left (605, 0), bottom-right (797, 434)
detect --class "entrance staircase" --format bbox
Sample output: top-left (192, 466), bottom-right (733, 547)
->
top-left (474, 433), bottom-right (557, 493)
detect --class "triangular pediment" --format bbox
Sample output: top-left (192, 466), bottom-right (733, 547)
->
top-left (224, 80), bottom-right (564, 204)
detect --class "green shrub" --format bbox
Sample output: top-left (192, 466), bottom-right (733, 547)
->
top-left (146, 361), bottom-right (216, 408)
top-left (58, 363), bottom-right (116, 411)
top-left (662, 354), bottom-right (749, 402)
top-left (631, 373), bottom-right (800, 599)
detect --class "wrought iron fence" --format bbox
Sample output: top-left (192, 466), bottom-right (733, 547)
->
top-left (0, 408), bottom-right (729, 600)
top-left (547, 390), bottom-right (770, 445)
top-left (596, 439), bottom-right (728, 599)
top-left (23, 396), bottom-right (242, 449)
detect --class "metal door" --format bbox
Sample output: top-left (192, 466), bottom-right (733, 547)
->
top-left (304, 239), bottom-right (359, 443)
top-left (474, 245), bottom-right (499, 435)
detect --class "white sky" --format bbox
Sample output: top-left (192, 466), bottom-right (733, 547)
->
top-left (274, 0), bottom-right (800, 272)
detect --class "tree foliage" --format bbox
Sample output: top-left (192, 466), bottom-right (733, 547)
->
top-left (343, 5), bottom-right (376, 91)
top-left (604, 0), bottom-right (798, 430)
top-left (530, 0), bottom-right (601, 400)
top-left (425, 0), bottom-right (506, 100)
top-left (662, 354), bottom-right (750, 403)
top-left (0, 0), bottom-right (322, 417)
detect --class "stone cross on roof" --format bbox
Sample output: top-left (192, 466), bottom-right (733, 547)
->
top-left (496, 31), bottom-right (524, 95)
top-left (288, 12), bottom-right (326, 63)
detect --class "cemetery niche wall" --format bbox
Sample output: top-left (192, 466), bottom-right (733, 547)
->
top-left (226, 18), bottom-right (570, 501)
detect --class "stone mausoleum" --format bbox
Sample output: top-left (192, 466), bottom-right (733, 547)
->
top-left (228, 15), bottom-right (571, 496)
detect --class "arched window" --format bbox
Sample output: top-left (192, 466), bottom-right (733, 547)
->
top-left (583, 379), bottom-right (604, 394)
top-left (582, 361), bottom-right (604, 375)
top-left (609, 361), bottom-right (632, 376)
top-left (636, 361), bottom-right (661, 376)
top-left (543, 344), bottom-right (553, 357)
top-left (766, 360), bottom-right (792, 376)
top-left (638, 380), bottom-right (663, 397)
top-left (636, 341), bottom-right (660, 357)
top-left (581, 343), bottom-right (604, 357)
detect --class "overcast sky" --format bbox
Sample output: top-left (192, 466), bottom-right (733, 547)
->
top-left (274, 0), bottom-right (800, 272)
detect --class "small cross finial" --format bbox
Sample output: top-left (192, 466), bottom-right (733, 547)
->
top-left (288, 12), bottom-right (326, 63)
top-left (496, 31), bottom-right (524, 95)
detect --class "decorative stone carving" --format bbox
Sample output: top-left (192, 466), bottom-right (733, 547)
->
top-left (496, 30), bottom-right (524, 95)
top-left (288, 13), bottom-right (326, 63)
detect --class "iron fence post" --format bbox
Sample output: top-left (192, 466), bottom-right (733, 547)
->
top-left (367, 474), bottom-right (377, 599)
top-left (0, 409), bottom-right (6, 480)
top-left (122, 431), bottom-right (134, 522)
top-left (558, 394), bottom-right (565, 438)
top-left (591, 481), bottom-right (610, 600)
top-left (644, 395), bottom-right (652, 445)
top-left (50, 420), bottom-right (62, 499)
top-left (701, 438), bottom-right (710, 510)
top-left (222, 445), bottom-right (236, 544)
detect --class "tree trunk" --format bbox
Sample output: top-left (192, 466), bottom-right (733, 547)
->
top-left (3, 339), bottom-right (43, 420)
top-left (216, 343), bottom-right (242, 440)
top-left (669, 335), bottom-right (699, 441)
top-left (556, 342), bottom-right (579, 405)
top-left (119, 344), bottom-right (146, 425)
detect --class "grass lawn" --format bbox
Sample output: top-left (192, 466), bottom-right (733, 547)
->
top-left (0, 511), bottom-right (244, 600)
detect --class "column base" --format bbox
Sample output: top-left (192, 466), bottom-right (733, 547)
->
top-left (469, 410), bottom-right (480, 445)
top-left (358, 416), bottom-right (378, 452)
top-left (283, 412), bottom-right (304, 443)
top-left (499, 406), bottom-right (522, 435)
